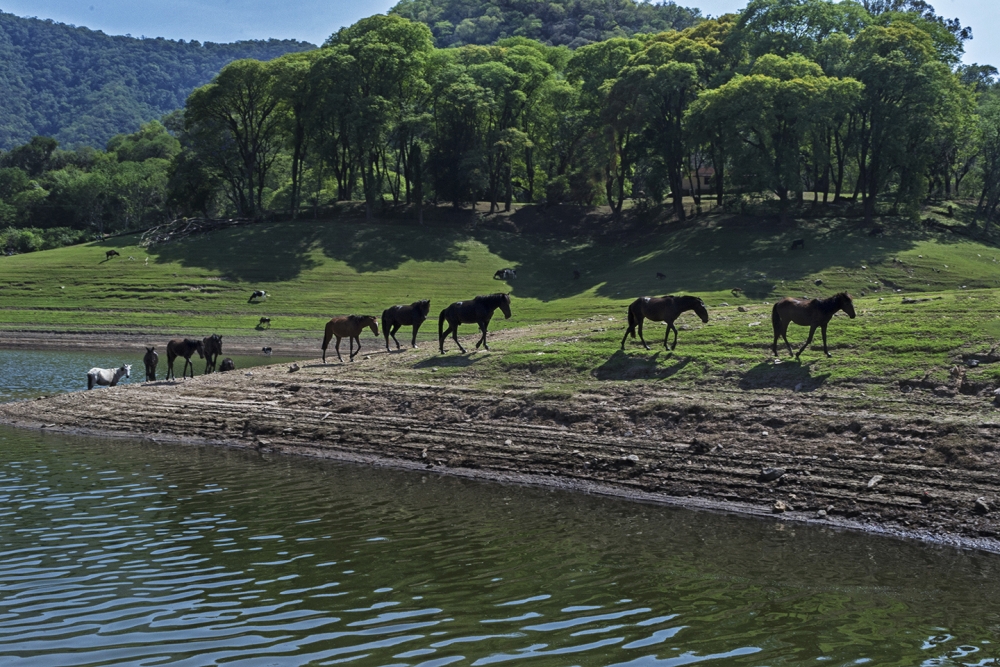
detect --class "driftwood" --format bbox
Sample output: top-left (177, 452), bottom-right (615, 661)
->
top-left (140, 218), bottom-right (252, 247)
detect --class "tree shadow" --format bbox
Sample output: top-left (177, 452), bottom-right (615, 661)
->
top-left (412, 354), bottom-right (485, 369)
top-left (592, 350), bottom-right (692, 381)
top-left (315, 222), bottom-right (467, 273)
top-left (738, 359), bottom-right (830, 391)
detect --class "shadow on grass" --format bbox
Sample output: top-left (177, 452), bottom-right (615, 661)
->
top-left (592, 350), bottom-right (691, 380)
top-left (738, 360), bottom-right (830, 390)
top-left (413, 354), bottom-right (484, 369)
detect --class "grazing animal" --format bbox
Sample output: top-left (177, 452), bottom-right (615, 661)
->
top-left (166, 338), bottom-right (205, 380)
top-left (869, 226), bottom-right (884, 237)
top-left (105, 249), bottom-right (120, 260)
top-left (143, 346), bottom-right (158, 381)
top-left (493, 268), bottom-right (517, 280)
top-left (771, 292), bottom-right (856, 359)
top-left (439, 293), bottom-right (512, 354)
top-left (202, 334), bottom-right (223, 373)
top-left (248, 290), bottom-right (267, 302)
top-left (573, 270), bottom-right (580, 280)
top-left (322, 315), bottom-right (379, 363)
top-left (656, 272), bottom-right (666, 280)
top-left (219, 358), bottom-right (235, 372)
top-left (258, 317), bottom-right (271, 328)
top-left (789, 238), bottom-right (805, 250)
top-left (382, 299), bottom-right (431, 351)
top-left (87, 364), bottom-right (131, 390)
top-left (731, 287), bottom-right (743, 297)
top-left (262, 346), bottom-right (272, 356)
top-left (127, 256), bottom-right (135, 261)
top-left (620, 295), bottom-right (709, 351)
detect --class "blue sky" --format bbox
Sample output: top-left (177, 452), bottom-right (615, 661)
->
top-left (1, 0), bottom-right (997, 65)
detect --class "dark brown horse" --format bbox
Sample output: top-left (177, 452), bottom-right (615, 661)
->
top-left (166, 338), bottom-right (205, 380)
top-left (439, 293), bottom-right (512, 354)
top-left (382, 300), bottom-right (431, 352)
top-left (771, 292), bottom-right (856, 359)
top-left (143, 346), bottom-right (158, 381)
top-left (620, 295), bottom-right (709, 351)
top-left (322, 315), bottom-right (379, 362)
top-left (202, 334), bottom-right (222, 373)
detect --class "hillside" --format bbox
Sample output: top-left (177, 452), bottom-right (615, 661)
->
top-left (389, 0), bottom-right (702, 48)
top-left (0, 11), bottom-right (314, 150)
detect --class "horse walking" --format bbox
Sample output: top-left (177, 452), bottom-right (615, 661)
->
top-left (143, 346), bottom-right (158, 381)
top-left (771, 292), bottom-right (856, 359)
top-left (620, 295), bottom-right (709, 351)
top-left (202, 334), bottom-right (223, 373)
top-left (166, 338), bottom-right (205, 379)
top-left (382, 300), bottom-right (431, 351)
top-left (87, 364), bottom-right (131, 390)
top-left (322, 315), bottom-right (379, 362)
top-left (439, 293), bottom-right (512, 354)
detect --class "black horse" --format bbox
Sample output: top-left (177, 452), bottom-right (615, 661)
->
top-left (493, 268), bottom-right (517, 280)
top-left (166, 338), bottom-right (205, 380)
top-left (202, 334), bottom-right (223, 373)
top-left (620, 295), bottom-right (709, 351)
top-left (439, 293), bottom-right (512, 354)
top-left (143, 346), bottom-right (158, 381)
top-left (382, 299), bottom-right (431, 351)
top-left (219, 358), bottom-right (235, 372)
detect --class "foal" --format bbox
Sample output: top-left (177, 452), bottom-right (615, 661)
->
top-left (322, 315), bottom-right (379, 362)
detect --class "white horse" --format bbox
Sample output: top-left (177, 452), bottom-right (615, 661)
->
top-left (87, 364), bottom-right (131, 390)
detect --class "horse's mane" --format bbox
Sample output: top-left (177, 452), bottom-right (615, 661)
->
top-left (476, 292), bottom-right (510, 302)
top-left (348, 314), bottom-right (374, 322)
top-left (816, 292), bottom-right (851, 312)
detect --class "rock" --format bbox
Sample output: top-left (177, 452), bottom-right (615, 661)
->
top-left (624, 430), bottom-right (633, 436)
top-left (738, 306), bottom-right (748, 312)
top-left (817, 509), bottom-right (827, 517)
top-left (773, 500), bottom-right (789, 513)
top-left (504, 439), bottom-right (512, 446)
top-left (968, 359), bottom-right (979, 367)
top-left (761, 431), bottom-right (769, 437)
top-left (624, 454), bottom-right (640, 464)
top-left (759, 467), bottom-right (786, 482)
top-left (933, 385), bottom-right (956, 397)
top-left (867, 474), bottom-right (883, 489)
top-left (861, 265), bottom-right (867, 270)
top-left (975, 497), bottom-right (991, 515)
top-left (719, 302), bottom-right (730, 307)
top-left (288, 363), bottom-right (300, 373)
top-left (749, 321), bottom-right (761, 327)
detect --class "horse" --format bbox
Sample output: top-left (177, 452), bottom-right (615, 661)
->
top-left (322, 315), bottom-right (379, 363)
top-left (258, 317), bottom-right (271, 328)
top-left (262, 346), bottom-right (272, 356)
top-left (789, 239), bottom-right (805, 250)
top-left (202, 334), bottom-right (223, 373)
top-left (166, 338), bottom-right (205, 379)
top-left (143, 346), bottom-right (158, 381)
top-left (656, 272), bottom-right (666, 280)
top-left (105, 249), bottom-right (120, 260)
top-left (382, 299), bottom-right (431, 351)
top-left (730, 287), bottom-right (743, 297)
top-left (771, 292), bottom-right (856, 359)
top-left (439, 293), bottom-right (512, 354)
top-left (87, 364), bottom-right (130, 390)
top-left (494, 268), bottom-right (517, 280)
top-left (620, 295), bottom-right (709, 351)
top-left (248, 290), bottom-right (267, 302)
top-left (219, 358), bottom-right (235, 372)
top-left (573, 270), bottom-right (580, 280)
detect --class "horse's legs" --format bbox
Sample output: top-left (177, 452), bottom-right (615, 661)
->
top-left (476, 321), bottom-right (489, 350)
top-left (796, 325), bottom-right (817, 359)
top-left (671, 322), bottom-right (680, 350)
top-left (780, 321), bottom-right (794, 356)
top-left (451, 323), bottom-right (466, 353)
top-left (335, 336), bottom-right (344, 362)
top-left (821, 323), bottom-right (831, 357)
top-left (411, 322), bottom-right (422, 348)
top-left (637, 316), bottom-right (650, 350)
top-left (620, 324), bottom-right (633, 350)
top-left (350, 335), bottom-right (360, 360)
top-left (388, 323), bottom-right (401, 350)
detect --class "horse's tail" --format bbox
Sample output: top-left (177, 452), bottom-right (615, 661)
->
top-left (627, 300), bottom-right (638, 338)
top-left (438, 308), bottom-right (447, 342)
top-left (771, 301), bottom-right (781, 335)
top-left (321, 321), bottom-right (333, 354)
top-left (381, 310), bottom-right (390, 341)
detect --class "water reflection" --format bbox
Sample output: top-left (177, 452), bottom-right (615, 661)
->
top-left (0, 425), bottom-right (998, 666)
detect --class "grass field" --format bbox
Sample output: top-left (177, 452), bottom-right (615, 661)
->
top-left (3, 205), bottom-right (1000, 393)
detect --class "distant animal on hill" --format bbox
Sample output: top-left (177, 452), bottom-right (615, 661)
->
top-left (573, 270), bottom-right (580, 280)
top-left (869, 226), bottom-right (884, 237)
top-left (258, 317), bottom-right (271, 329)
top-left (105, 249), bottom-right (120, 260)
top-left (382, 299), bottom-right (431, 351)
top-left (620, 295), bottom-right (709, 351)
top-left (439, 293), bottom-right (512, 354)
top-left (127, 256), bottom-right (135, 261)
top-left (730, 287), bottom-right (743, 297)
top-left (656, 272), bottom-right (666, 280)
top-left (322, 315), bottom-right (379, 363)
top-left (771, 292), bottom-right (856, 359)
top-left (166, 338), bottom-right (205, 380)
top-left (262, 346), bottom-right (272, 356)
top-left (87, 364), bottom-right (131, 390)
top-left (789, 239), bottom-right (805, 251)
top-left (493, 268), bottom-right (517, 280)
top-left (143, 346), bottom-right (158, 381)
top-left (219, 358), bottom-right (235, 372)
top-left (202, 334), bottom-right (223, 373)
top-left (248, 290), bottom-right (267, 302)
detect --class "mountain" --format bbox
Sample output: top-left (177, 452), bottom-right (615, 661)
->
top-left (0, 11), bottom-right (314, 150)
top-left (389, 0), bottom-right (702, 49)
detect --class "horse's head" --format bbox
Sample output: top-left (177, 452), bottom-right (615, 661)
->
top-left (145, 346), bottom-right (155, 353)
top-left (194, 339), bottom-right (205, 358)
top-left (839, 292), bottom-right (856, 318)
top-left (367, 316), bottom-right (380, 336)
top-left (417, 300), bottom-right (431, 317)
top-left (691, 297), bottom-right (709, 323)
top-left (121, 364), bottom-right (131, 379)
top-left (500, 293), bottom-right (512, 319)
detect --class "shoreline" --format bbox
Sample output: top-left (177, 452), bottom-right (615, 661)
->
top-left (3, 349), bottom-right (1000, 555)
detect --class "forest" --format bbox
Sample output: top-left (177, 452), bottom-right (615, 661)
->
top-left (3, 0), bottom-right (1000, 253)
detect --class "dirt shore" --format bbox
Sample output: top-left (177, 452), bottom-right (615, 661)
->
top-left (0, 330), bottom-right (318, 354)
top-left (3, 335), bottom-right (1000, 554)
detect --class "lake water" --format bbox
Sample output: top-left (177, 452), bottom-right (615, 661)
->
top-left (0, 348), bottom-right (297, 403)
top-left (2, 424), bottom-right (1000, 666)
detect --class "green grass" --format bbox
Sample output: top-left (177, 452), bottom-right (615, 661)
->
top-left (2, 206), bottom-right (1000, 393)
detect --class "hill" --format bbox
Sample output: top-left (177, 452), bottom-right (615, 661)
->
top-left (0, 11), bottom-right (314, 150)
top-left (389, 0), bottom-right (702, 49)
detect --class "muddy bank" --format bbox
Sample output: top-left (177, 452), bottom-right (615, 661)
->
top-left (3, 352), bottom-right (1000, 554)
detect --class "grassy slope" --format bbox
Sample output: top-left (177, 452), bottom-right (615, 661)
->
top-left (2, 207), bottom-right (1000, 393)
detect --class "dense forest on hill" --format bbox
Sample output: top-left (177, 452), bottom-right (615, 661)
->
top-left (390, 0), bottom-right (701, 48)
top-left (0, 11), bottom-right (313, 150)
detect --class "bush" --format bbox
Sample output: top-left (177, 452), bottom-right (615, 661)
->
top-left (1, 226), bottom-right (89, 254)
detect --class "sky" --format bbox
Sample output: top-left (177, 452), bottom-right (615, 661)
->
top-left (1, 0), bottom-right (998, 65)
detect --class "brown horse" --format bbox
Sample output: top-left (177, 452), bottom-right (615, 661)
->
top-left (143, 346), bottom-right (158, 381)
top-left (620, 295), bottom-right (709, 351)
top-left (322, 315), bottom-right (379, 362)
top-left (166, 338), bottom-right (205, 379)
top-left (771, 292), bottom-right (856, 359)
top-left (439, 293), bottom-right (512, 354)
top-left (202, 334), bottom-right (223, 373)
top-left (382, 300), bottom-right (431, 351)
